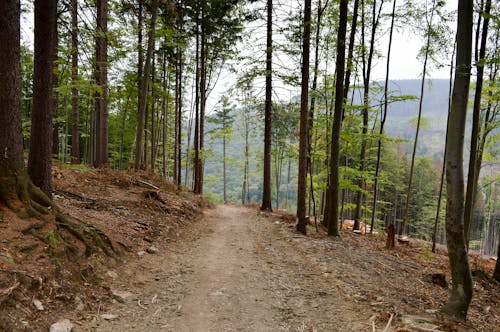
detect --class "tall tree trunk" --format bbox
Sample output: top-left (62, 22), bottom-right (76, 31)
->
top-left (197, 28), bottom-right (207, 194)
top-left (354, 0), bottom-right (381, 230)
top-left (371, 0), bottom-right (396, 233)
top-left (150, 56), bottom-right (156, 172)
top-left (242, 108), bottom-right (250, 205)
top-left (162, 51), bottom-right (168, 177)
top-left (261, 0), bottom-right (273, 211)
top-left (297, 0), bottom-right (312, 234)
top-left (325, 0), bottom-right (348, 236)
top-left (402, 0), bottom-right (438, 235)
top-left (432, 39), bottom-right (456, 252)
top-left (342, 0), bottom-right (359, 103)
top-left (306, 0), bottom-right (326, 224)
top-left (0, 0), bottom-right (25, 190)
top-left (464, 0), bottom-right (491, 246)
top-left (193, 6), bottom-right (201, 193)
top-left (223, 136), bottom-right (227, 204)
top-left (493, 232), bottom-right (500, 281)
top-left (70, 0), bottom-right (80, 164)
top-left (134, 0), bottom-right (158, 170)
top-left (176, 22), bottom-right (183, 188)
top-left (94, 0), bottom-right (108, 167)
top-left (442, 0), bottom-right (473, 320)
top-left (28, 0), bottom-right (57, 196)
top-left (134, 0), bottom-right (143, 170)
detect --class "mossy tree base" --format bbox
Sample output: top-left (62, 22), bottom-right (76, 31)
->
top-left (0, 171), bottom-right (117, 259)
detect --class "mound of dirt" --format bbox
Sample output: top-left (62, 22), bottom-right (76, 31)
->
top-left (0, 164), bottom-right (207, 331)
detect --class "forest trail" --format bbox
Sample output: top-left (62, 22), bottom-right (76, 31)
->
top-left (78, 205), bottom-right (374, 331)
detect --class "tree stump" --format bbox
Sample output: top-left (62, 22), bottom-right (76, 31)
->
top-left (386, 224), bottom-right (395, 249)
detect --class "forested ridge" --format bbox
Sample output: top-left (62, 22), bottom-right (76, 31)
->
top-left (0, 0), bottom-right (499, 330)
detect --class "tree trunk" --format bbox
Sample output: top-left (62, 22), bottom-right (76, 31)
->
top-left (261, 0), bottom-right (273, 211)
top-left (464, 0), bottom-right (491, 246)
top-left (442, 0), bottom-right (474, 320)
top-left (223, 136), bottom-right (227, 204)
top-left (193, 7), bottom-right (201, 193)
top-left (70, 0), bottom-right (80, 164)
top-left (134, 0), bottom-right (158, 170)
top-left (297, 0), bottom-right (312, 234)
top-left (242, 107), bottom-right (250, 205)
top-left (401, 0), bottom-right (436, 235)
top-left (342, 0), bottom-right (359, 103)
top-left (493, 232), bottom-right (500, 281)
top-left (0, 1), bottom-right (24, 188)
top-left (371, 0), bottom-right (396, 233)
top-left (433, 39), bottom-right (455, 252)
top-left (94, 0), bottom-right (108, 167)
top-left (150, 56), bottom-right (157, 172)
top-left (197, 28), bottom-right (207, 195)
top-left (28, 0), bottom-right (57, 196)
top-left (325, 0), bottom-right (348, 236)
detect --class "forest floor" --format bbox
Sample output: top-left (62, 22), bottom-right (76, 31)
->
top-left (0, 166), bottom-right (499, 331)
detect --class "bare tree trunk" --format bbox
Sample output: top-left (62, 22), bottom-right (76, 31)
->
top-left (197, 29), bottom-right (207, 194)
top-left (0, 0), bottom-right (24, 182)
top-left (442, 0), bottom-right (473, 320)
top-left (162, 51), bottom-right (168, 178)
top-left (261, 0), bottom-right (273, 211)
top-left (354, 0), bottom-right (382, 230)
top-left (402, 0), bottom-right (436, 235)
top-left (94, 0), bottom-right (108, 167)
top-left (325, 0), bottom-right (348, 236)
top-left (494, 232), bottom-right (500, 281)
top-left (223, 136), bottom-right (227, 204)
top-left (193, 7), bottom-right (201, 193)
top-left (432, 39), bottom-right (455, 252)
top-left (297, 0), bottom-right (312, 234)
top-left (70, 0), bottom-right (80, 164)
top-left (464, 0), bottom-right (491, 246)
top-left (242, 105), bottom-right (250, 205)
top-left (150, 57), bottom-right (157, 172)
top-left (371, 0), bottom-right (396, 233)
top-left (28, 0), bottom-right (57, 196)
top-left (134, 0), bottom-right (158, 170)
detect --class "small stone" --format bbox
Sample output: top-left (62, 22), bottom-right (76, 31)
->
top-left (111, 290), bottom-right (135, 303)
top-left (146, 246), bottom-right (160, 254)
top-left (33, 299), bottom-right (44, 311)
top-left (101, 314), bottom-right (118, 321)
top-left (49, 319), bottom-right (73, 332)
top-left (107, 271), bottom-right (119, 279)
top-left (425, 309), bottom-right (438, 314)
top-left (137, 251), bottom-right (147, 256)
top-left (74, 296), bottom-right (85, 311)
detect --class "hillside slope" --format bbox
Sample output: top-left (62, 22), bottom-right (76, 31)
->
top-left (0, 165), bottom-right (207, 331)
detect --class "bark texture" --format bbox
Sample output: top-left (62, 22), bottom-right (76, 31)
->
top-left (71, 0), bottom-right (80, 164)
top-left (0, 0), bottom-right (24, 186)
top-left (442, 0), bottom-right (473, 320)
top-left (325, 0), bottom-right (348, 236)
top-left (464, 0), bottom-right (491, 245)
top-left (28, 0), bottom-right (57, 196)
top-left (296, 0), bottom-right (312, 235)
top-left (261, 0), bottom-right (273, 211)
top-left (94, 0), bottom-right (108, 167)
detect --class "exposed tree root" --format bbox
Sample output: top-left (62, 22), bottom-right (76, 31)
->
top-left (55, 210), bottom-right (117, 258)
top-left (1, 171), bottom-right (118, 260)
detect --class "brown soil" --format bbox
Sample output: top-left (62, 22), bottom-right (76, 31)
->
top-left (1, 166), bottom-right (499, 331)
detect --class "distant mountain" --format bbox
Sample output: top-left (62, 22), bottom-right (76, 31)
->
top-left (373, 79), bottom-right (451, 159)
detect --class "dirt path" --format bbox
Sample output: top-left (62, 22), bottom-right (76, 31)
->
top-left (78, 205), bottom-right (375, 331)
